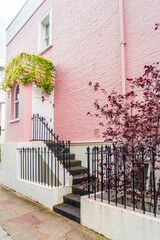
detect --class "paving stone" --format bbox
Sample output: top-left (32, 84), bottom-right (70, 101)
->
top-left (0, 226), bottom-right (12, 240)
top-left (0, 184), bottom-right (108, 240)
top-left (0, 226), bottom-right (7, 237)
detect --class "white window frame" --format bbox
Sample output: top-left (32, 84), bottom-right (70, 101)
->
top-left (14, 84), bottom-right (19, 119)
top-left (38, 8), bottom-right (52, 54)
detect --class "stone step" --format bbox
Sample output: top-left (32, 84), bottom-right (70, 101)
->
top-left (64, 194), bottom-right (80, 208)
top-left (73, 174), bottom-right (88, 185)
top-left (69, 166), bottom-right (87, 176)
top-left (73, 183), bottom-right (96, 196)
top-left (58, 153), bottom-right (75, 160)
top-left (72, 184), bottom-right (89, 196)
top-left (53, 204), bottom-right (80, 223)
top-left (61, 160), bottom-right (81, 168)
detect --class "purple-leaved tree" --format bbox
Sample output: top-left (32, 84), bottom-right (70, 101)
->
top-left (87, 63), bottom-right (160, 214)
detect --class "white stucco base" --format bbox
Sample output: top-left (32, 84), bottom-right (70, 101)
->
top-left (0, 142), bottom-right (72, 210)
top-left (81, 194), bottom-right (160, 240)
top-left (16, 179), bottom-right (71, 209)
top-left (71, 141), bottom-right (107, 167)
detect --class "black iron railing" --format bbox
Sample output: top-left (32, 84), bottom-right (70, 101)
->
top-left (20, 147), bottom-right (71, 187)
top-left (32, 113), bottom-right (58, 142)
top-left (86, 146), bottom-right (160, 217)
top-left (32, 114), bottom-right (71, 173)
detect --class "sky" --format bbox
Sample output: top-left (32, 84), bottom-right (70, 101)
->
top-left (0, 0), bottom-right (27, 101)
top-left (0, 0), bottom-right (27, 65)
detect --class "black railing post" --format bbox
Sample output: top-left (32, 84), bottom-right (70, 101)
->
top-left (94, 146), bottom-right (97, 200)
top-left (141, 146), bottom-right (145, 214)
top-left (49, 127), bottom-right (51, 146)
top-left (39, 117), bottom-right (41, 140)
top-left (32, 114), bottom-right (35, 140)
top-left (114, 145), bottom-right (118, 206)
top-left (57, 136), bottom-right (60, 187)
top-left (35, 148), bottom-right (37, 183)
top-left (123, 146), bottom-right (126, 209)
top-left (51, 149), bottom-right (53, 187)
top-left (51, 129), bottom-right (53, 142)
top-left (41, 147), bottom-right (43, 184)
top-left (44, 147), bottom-right (46, 185)
top-left (37, 115), bottom-right (39, 140)
top-left (62, 141), bottom-right (65, 186)
top-left (48, 147), bottom-right (50, 186)
top-left (30, 148), bottom-right (31, 181)
top-left (42, 117), bottom-right (44, 140)
top-left (46, 123), bottom-right (48, 140)
top-left (38, 147), bottom-right (40, 184)
top-left (32, 147), bottom-right (34, 182)
top-left (22, 148), bottom-right (25, 179)
top-left (55, 140), bottom-right (57, 187)
top-left (132, 147), bottom-right (135, 211)
top-left (20, 149), bottom-right (22, 179)
top-left (101, 146), bottom-right (103, 202)
top-left (152, 147), bottom-right (156, 217)
top-left (96, 147), bottom-right (99, 192)
top-left (108, 146), bottom-right (111, 204)
top-left (87, 147), bottom-right (90, 198)
top-left (92, 147), bottom-right (94, 193)
top-left (27, 148), bottom-right (29, 181)
top-left (68, 141), bottom-right (71, 174)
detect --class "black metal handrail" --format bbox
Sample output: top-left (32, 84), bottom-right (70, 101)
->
top-left (32, 114), bottom-right (59, 142)
top-left (20, 147), bottom-right (70, 187)
top-left (32, 114), bottom-right (71, 173)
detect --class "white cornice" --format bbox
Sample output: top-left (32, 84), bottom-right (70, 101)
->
top-left (6, 0), bottom-right (45, 45)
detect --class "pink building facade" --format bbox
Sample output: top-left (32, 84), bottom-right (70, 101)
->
top-left (2, 2), bottom-right (160, 235)
top-left (5, 0), bottom-right (160, 144)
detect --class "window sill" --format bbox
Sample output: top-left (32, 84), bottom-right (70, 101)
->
top-left (9, 118), bottom-right (19, 123)
top-left (38, 44), bottom-right (53, 56)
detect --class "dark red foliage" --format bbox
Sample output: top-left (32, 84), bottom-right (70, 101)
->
top-left (88, 63), bottom-right (160, 210)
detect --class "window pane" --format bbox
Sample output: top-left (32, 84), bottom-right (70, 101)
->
top-left (16, 85), bottom-right (19, 100)
top-left (46, 23), bottom-right (49, 36)
top-left (15, 102), bottom-right (19, 118)
top-left (45, 23), bottom-right (49, 47)
top-left (45, 37), bottom-right (49, 47)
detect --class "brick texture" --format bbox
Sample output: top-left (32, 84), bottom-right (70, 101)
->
top-left (6, 0), bottom-right (160, 142)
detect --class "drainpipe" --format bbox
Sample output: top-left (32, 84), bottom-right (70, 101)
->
top-left (119, 0), bottom-right (126, 95)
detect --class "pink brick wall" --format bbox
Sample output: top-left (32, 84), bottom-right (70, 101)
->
top-left (5, 83), bottom-right (32, 143)
top-left (124, 0), bottom-right (160, 91)
top-left (5, 0), bottom-right (160, 143)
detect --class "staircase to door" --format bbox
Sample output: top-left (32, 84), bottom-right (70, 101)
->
top-left (32, 114), bottom-right (90, 223)
top-left (45, 140), bottom-right (88, 223)
top-left (53, 150), bottom-right (89, 223)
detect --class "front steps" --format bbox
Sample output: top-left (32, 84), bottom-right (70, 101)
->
top-left (53, 152), bottom-right (88, 223)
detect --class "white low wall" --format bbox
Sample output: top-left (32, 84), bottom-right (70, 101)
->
top-left (16, 179), bottom-right (71, 209)
top-left (0, 142), bottom-right (72, 210)
top-left (71, 141), bottom-right (106, 167)
top-left (81, 194), bottom-right (160, 240)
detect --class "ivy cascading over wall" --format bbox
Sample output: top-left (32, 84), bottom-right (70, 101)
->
top-left (2, 52), bottom-right (55, 94)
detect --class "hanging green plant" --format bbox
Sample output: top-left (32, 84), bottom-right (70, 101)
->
top-left (1, 52), bottom-right (55, 94)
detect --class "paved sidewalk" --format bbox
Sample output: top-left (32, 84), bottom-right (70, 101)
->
top-left (0, 226), bottom-right (12, 240)
top-left (0, 184), bottom-right (109, 240)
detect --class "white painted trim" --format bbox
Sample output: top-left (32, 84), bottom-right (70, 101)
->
top-left (39, 44), bottom-right (53, 56)
top-left (6, 0), bottom-right (45, 45)
top-left (9, 118), bottom-right (20, 123)
top-left (38, 8), bottom-right (52, 54)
